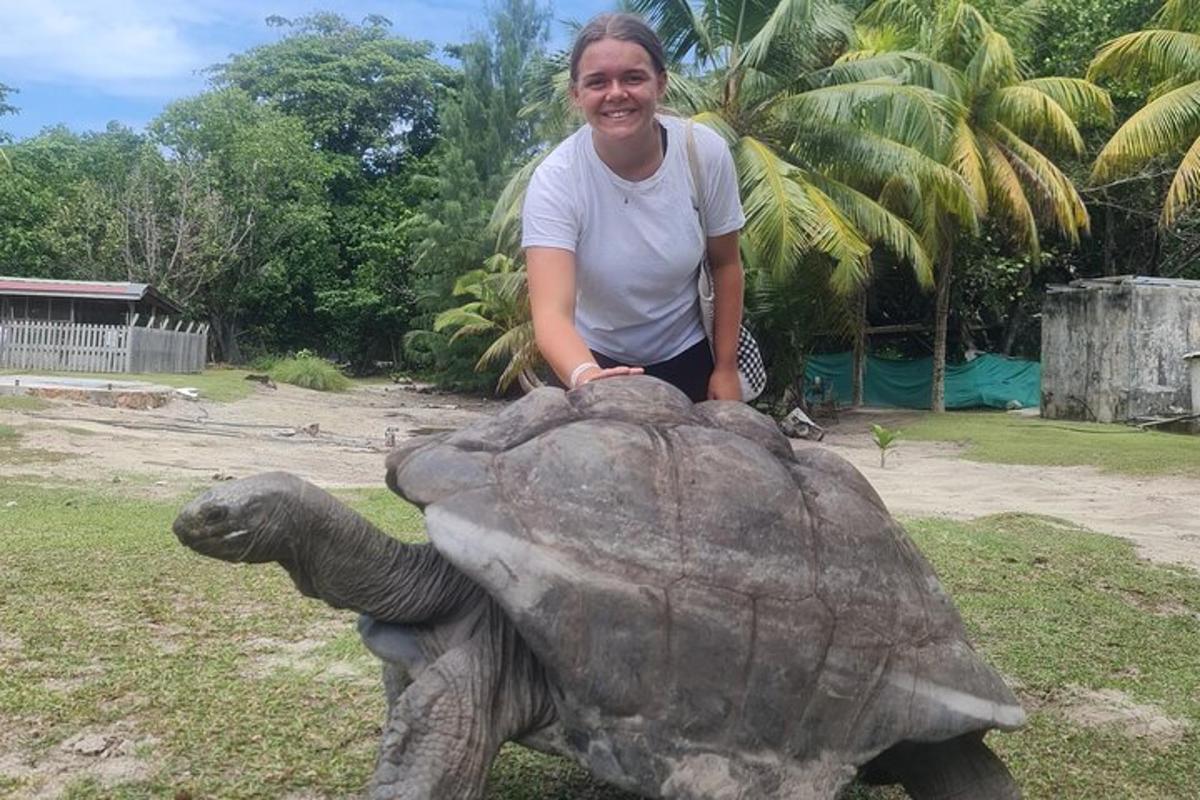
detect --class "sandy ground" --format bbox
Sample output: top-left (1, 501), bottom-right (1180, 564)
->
top-left (3, 379), bottom-right (1199, 570)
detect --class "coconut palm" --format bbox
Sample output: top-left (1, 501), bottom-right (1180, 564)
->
top-left (857, 0), bottom-right (1112, 410)
top-left (433, 253), bottom-right (543, 393)
top-left (1089, 0), bottom-right (1200, 227)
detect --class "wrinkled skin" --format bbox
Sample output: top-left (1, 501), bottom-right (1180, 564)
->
top-left (174, 474), bottom-right (557, 799)
top-left (174, 376), bottom-right (1023, 800)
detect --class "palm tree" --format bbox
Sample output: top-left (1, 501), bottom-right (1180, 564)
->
top-left (433, 253), bottom-right (543, 393)
top-left (1089, 0), bottom-right (1200, 227)
top-left (858, 0), bottom-right (1112, 410)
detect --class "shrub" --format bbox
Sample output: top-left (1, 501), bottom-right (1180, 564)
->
top-left (269, 354), bottom-right (351, 392)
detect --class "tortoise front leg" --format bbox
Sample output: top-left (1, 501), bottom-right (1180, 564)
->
top-left (371, 602), bottom-right (554, 800)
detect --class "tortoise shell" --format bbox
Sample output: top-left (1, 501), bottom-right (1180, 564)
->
top-left (387, 376), bottom-right (1023, 796)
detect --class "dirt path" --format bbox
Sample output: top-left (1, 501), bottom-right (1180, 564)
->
top-left (4, 382), bottom-right (1198, 570)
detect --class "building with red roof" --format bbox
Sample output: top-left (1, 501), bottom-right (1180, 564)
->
top-left (0, 277), bottom-right (184, 326)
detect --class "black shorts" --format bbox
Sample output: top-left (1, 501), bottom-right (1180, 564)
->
top-left (561, 339), bottom-right (712, 403)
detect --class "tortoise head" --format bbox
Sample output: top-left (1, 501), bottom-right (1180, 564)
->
top-left (173, 472), bottom-right (303, 563)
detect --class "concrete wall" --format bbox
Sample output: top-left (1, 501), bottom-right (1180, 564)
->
top-left (1042, 279), bottom-right (1200, 422)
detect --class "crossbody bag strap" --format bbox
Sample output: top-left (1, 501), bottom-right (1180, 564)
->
top-left (684, 119), bottom-right (708, 234)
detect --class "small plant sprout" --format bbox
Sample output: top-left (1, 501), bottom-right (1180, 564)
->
top-left (871, 424), bottom-right (901, 468)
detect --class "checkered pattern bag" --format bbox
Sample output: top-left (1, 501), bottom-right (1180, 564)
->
top-left (687, 121), bottom-right (767, 402)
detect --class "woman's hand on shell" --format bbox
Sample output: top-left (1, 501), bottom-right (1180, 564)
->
top-left (576, 365), bottom-right (645, 386)
top-left (707, 366), bottom-right (742, 401)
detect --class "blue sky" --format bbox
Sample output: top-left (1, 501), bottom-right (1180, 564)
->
top-left (0, 0), bottom-right (614, 141)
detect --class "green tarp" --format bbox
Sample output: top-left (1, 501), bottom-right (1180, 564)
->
top-left (804, 352), bottom-right (1041, 410)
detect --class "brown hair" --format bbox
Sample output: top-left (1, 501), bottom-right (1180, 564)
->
top-left (568, 13), bottom-right (667, 83)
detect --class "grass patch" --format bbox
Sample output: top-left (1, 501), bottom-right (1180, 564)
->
top-left (0, 367), bottom-right (257, 403)
top-left (268, 355), bottom-right (351, 393)
top-left (0, 425), bottom-right (70, 465)
top-left (3, 487), bottom-right (1199, 798)
top-left (0, 395), bottom-right (51, 412)
top-left (900, 411), bottom-right (1200, 477)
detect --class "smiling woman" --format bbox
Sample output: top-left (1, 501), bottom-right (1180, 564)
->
top-left (522, 12), bottom-right (748, 403)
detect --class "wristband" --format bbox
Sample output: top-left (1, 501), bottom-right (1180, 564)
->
top-left (569, 361), bottom-right (600, 389)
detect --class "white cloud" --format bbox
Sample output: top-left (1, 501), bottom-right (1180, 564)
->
top-left (0, 2), bottom-right (227, 91)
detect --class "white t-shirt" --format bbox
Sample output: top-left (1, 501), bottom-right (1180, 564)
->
top-left (521, 115), bottom-right (745, 365)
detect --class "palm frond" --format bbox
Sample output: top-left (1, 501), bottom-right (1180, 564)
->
top-left (1016, 78), bottom-right (1114, 126)
top-left (1154, 0), bottom-right (1200, 31)
top-left (857, 0), bottom-right (930, 32)
top-left (736, 135), bottom-right (822, 277)
top-left (991, 85), bottom-right (1085, 155)
top-left (741, 0), bottom-right (854, 73)
top-left (779, 80), bottom-right (959, 156)
top-left (994, 0), bottom-right (1049, 48)
top-left (807, 173), bottom-right (934, 286)
top-left (979, 133), bottom-right (1040, 256)
top-left (938, 1), bottom-right (995, 68)
top-left (692, 110), bottom-right (739, 143)
top-left (488, 150), bottom-right (551, 256)
top-left (965, 30), bottom-right (1021, 91)
top-left (1162, 131), bottom-right (1200, 226)
top-left (991, 122), bottom-right (1089, 242)
top-left (799, 183), bottom-right (874, 293)
top-left (800, 50), bottom-right (966, 103)
top-left (1091, 79), bottom-right (1200, 182)
top-left (950, 117), bottom-right (989, 214)
top-left (628, 0), bottom-right (718, 64)
top-left (792, 122), bottom-right (977, 223)
top-left (1088, 30), bottom-right (1200, 85)
top-left (664, 71), bottom-right (717, 114)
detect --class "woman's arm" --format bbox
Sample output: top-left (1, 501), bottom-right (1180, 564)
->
top-left (704, 230), bottom-right (745, 401)
top-left (526, 246), bottom-right (643, 388)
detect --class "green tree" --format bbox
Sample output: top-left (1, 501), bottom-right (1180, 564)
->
top-left (859, 0), bottom-right (1111, 410)
top-left (150, 88), bottom-right (334, 361)
top-left (212, 13), bottom-right (452, 166)
top-left (405, 0), bottom-right (550, 388)
top-left (1089, 0), bottom-right (1200, 227)
top-left (209, 14), bottom-right (456, 367)
top-left (0, 125), bottom-right (144, 278)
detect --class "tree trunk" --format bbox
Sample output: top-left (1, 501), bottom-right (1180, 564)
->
top-left (851, 285), bottom-right (867, 407)
top-left (1000, 263), bottom-right (1034, 356)
top-left (931, 246), bottom-right (954, 413)
top-left (210, 315), bottom-right (243, 364)
top-left (1103, 198), bottom-right (1116, 276)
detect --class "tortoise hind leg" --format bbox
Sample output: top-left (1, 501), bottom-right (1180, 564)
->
top-left (865, 734), bottom-right (1020, 800)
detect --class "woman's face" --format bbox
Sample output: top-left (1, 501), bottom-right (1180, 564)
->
top-left (571, 37), bottom-right (667, 145)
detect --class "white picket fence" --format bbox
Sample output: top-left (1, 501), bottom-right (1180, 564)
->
top-left (0, 320), bottom-right (208, 373)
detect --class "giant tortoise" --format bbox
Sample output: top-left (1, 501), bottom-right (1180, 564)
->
top-left (174, 375), bottom-right (1024, 799)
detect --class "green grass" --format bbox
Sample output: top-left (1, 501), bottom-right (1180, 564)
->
top-left (2, 486), bottom-right (1199, 799)
top-left (268, 356), bottom-right (351, 392)
top-left (900, 411), bottom-right (1200, 477)
top-left (0, 395), bottom-right (51, 412)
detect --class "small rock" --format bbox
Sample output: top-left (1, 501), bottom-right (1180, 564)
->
top-left (298, 422), bottom-right (320, 436)
top-left (154, 480), bottom-right (168, 487)
top-left (4, 501), bottom-right (16, 508)
top-left (111, 476), bottom-right (122, 483)
top-left (211, 472), bottom-right (234, 482)
top-left (68, 734), bottom-right (113, 756)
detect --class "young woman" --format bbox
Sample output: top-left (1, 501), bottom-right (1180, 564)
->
top-left (521, 13), bottom-right (746, 402)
